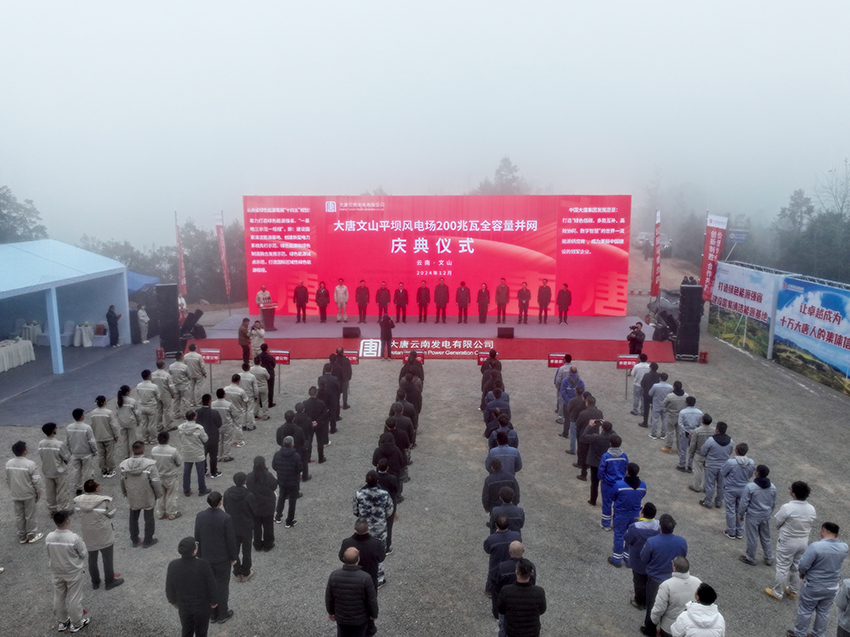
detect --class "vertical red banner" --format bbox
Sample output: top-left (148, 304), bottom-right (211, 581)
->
top-left (650, 210), bottom-right (661, 297)
top-left (175, 219), bottom-right (187, 296)
top-left (700, 214), bottom-right (728, 301)
top-left (214, 213), bottom-right (231, 297)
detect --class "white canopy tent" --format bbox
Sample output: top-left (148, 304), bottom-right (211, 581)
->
top-left (0, 240), bottom-right (129, 374)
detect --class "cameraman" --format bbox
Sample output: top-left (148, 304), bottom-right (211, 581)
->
top-left (627, 322), bottom-right (645, 355)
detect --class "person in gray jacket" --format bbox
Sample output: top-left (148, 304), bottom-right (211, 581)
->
top-left (184, 343), bottom-right (207, 407)
top-left (676, 397), bottom-right (703, 472)
top-left (67, 408), bottom-right (98, 496)
top-left (660, 381), bottom-right (688, 454)
top-left (721, 443), bottom-right (755, 539)
top-left (151, 359), bottom-right (176, 432)
top-left (38, 423), bottom-right (71, 513)
top-left (6, 440), bottom-right (43, 544)
top-left (178, 411), bottom-right (210, 497)
top-left (169, 353), bottom-right (191, 419)
top-left (699, 421), bottom-right (733, 508)
top-left (832, 576), bottom-right (850, 637)
top-left (74, 479), bottom-right (123, 590)
top-left (766, 481), bottom-right (817, 602)
top-left (46, 510), bottom-right (89, 632)
top-left (89, 395), bottom-right (120, 478)
top-left (789, 522), bottom-right (848, 637)
top-left (119, 441), bottom-right (164, 548)
top-left (687, 413), bottom-right (714, 491)
top-left (136, 370), bottom-right (163, 445)
top-left (738, 464), bottom-right (777, 566)
top-left (152, 431), bottom-right (183, 520)
top-left (647, 373), bottom-right (673, 440)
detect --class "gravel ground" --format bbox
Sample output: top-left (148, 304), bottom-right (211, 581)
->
top-left (1, 328), bottom-right (848, 637)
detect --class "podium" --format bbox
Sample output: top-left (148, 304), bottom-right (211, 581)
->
top-left (259, 303), bottom-right (278, 331)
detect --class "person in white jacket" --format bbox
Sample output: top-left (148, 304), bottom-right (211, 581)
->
top-left (670, 583), bottom-right (725, 637)
top-left (650, 556), bottom-right (702, 636)
top-left (765, 480), bottom-right (817, 601)
top-left (73, 479), bottom-right (123, 590)
top-left (334, 278), bottom-right (349, 323)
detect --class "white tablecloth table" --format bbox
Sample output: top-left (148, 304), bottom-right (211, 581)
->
top-left (0, 340), bottom-right (36, 373)
top-left (21, 324), bottom-right (42, 342)
top-left (73, 325), bottom-right (94, 347)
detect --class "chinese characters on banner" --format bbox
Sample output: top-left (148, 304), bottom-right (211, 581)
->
top-left (700, 214), bottom-right (728, 301)
top-left (358, 337), bottom-right (495, 359)
top-left (214, 213), bottom-right (231, 297)
top-left (650, 210), bottom-right (661, 297)
top-left (244, 195), bottom-right (631, 317)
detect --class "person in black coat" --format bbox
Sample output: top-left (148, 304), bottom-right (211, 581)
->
top-left (315, 282), bottom-right (330, 323)
top-left (574, 395), bottom-right (603, 480)
top-left (497, 558), bottom-right (546, 637)
top-left (379, 314), bottom-right (395, 360)
top-left (166, 536), bottom-right (219, 637)
top-left (399, 351), bottom-right (424, 387)
top-left (638, 361), bottom-right (659, 428)
top-left (456, 281), bottom-right (471, 323)
top-left (556, 283), bottom-right (572, 325)
top-left (276, 411), bottom-right (306, 452)
top-left (106, 305), bottom-right (121, 347)
top-left (434, 277), bottom-right (450, 324)
top-left (319, 366), bottom-right (341, 431)
top-left (195, 395), bottom-right (222, 479)
top-left (483, 458), bottom-right (520, 513)
top-left (292, 403), bottom-right (312, 479)
top-left (389, 403), bottom-right (416, 447)
top-left (372, 432), bottom-right (406, 480)
top-left (516, 282), bottom-right (531, 324)
top-left (355, 280), bottom-right (370, 324)
top-left (391, 389), bottom-right (418, 433)
top-left (194, 492), bottom-right (238, 625)
top-left (304, 387), bottom-right (329, 463)
top-left (416, 280), bottom-right (430, 323)
top-left (334, 348), bottom-right (353, 409)
top-left (393, 283), bottom-right (408, 323)
top-left (325, 548), bottom-right (378, 634)
top-left (375, 282), bottom-right (391, 322)
top-left (579, 420), bottom-right (614, 507)
top-left (293, 280), bottom-right (309, 323)
top-left (537, 279), bottom-right (552, 324)
top-left (223, 472), bottom-right (257, 582)
top-left (246, 456), bottom-right (277, 551)
top-left (272, 437), bottom-right (303, 527)
top-left (485, 389), bottom-right (511, 424)
top-left (339, 518), bottom-right (386, 590)
top-left (399, 374), bottom-right (422, 415)
top-left (477, 283), bottom-right (491, 323)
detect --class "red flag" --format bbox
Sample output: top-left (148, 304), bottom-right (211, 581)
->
top-left (214, 213), bottom-right (231, 297)
top-left (700, 214), bottom-right (728, 301)
top-left (175, 217), bottom-right (187, 297)
top-left (650, 210), bottom-right (661, 297)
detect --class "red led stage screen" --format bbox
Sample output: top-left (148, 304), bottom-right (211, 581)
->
top-left (244, 195), bottom-right (631, 318)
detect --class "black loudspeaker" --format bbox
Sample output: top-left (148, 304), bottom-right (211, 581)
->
top-left (678, 285), bottom-right (705, 325)
top-left (343, 327), bottom-right (361, 338)
top-left (156, 284), bottom-right (181, 352)
top-left (676, 324), bottom-right (700, 357)
top-left (497, 327), bottom-right (514, 339)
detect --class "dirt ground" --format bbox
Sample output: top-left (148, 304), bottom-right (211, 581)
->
top-left (1, 329), bottom-right (849, 636)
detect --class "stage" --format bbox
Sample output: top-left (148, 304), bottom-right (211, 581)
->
top-left (193, 314), bottom-right (674, 362)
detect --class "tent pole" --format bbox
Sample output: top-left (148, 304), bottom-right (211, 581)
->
top-left (46, 287), bottom-right (64, 374)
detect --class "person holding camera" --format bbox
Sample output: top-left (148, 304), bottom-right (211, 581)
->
top-left (628, 322), bottom-right (645, 355)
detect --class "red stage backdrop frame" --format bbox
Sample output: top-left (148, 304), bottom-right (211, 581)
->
top-left (244, 195), bottom-right (631, 318)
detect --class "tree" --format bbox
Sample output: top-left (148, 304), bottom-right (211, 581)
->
top-left (0, 185), bottom-right (48, 243)
top-left (473, 157), bottom-right (530, 195)
top-left (815, 159), bottom-right (850, 218)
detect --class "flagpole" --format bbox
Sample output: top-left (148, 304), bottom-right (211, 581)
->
top-left (222, 211), bottom-right (231, 316)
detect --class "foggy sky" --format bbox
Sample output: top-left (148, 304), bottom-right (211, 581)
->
top-left (2, 1), bottom-right (849, 246)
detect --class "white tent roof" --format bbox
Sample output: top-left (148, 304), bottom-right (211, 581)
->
top-left (0, 240), bottom-right (126, 300)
